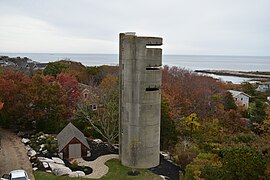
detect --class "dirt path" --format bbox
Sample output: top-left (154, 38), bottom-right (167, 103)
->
top-left (0, 127), bottom-right (35, 180)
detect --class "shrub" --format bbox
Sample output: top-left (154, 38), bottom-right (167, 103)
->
top-left (185, 153), bottom-right (222, 180)
top-left (231, 133), bottom-right (256, 144)
top-left (221, 146), bottom-right (265, 180)
top-left (30, 132), bottom-right (58, 157)
top-left (177, 151), bottom-right (197, 172)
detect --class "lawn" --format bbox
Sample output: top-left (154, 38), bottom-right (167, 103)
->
top-left (34, 171), bottom-right (85, 180)
top-left (34, 159), bottom-right (161, 180)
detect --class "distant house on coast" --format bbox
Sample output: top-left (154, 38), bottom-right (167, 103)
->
top-left (0, 56), bottom-right (47, 70)
top-left (0, 60), bottom-right (6, 66)
top-left (57, 123), bottom-right (90, 159)
top-left (256, 82), bottom-right (270, 92)
top-left (0, 60), bottom-right (16, 67)
top-left (35, 63), bottom-right (48, 70)
top-left (229, 90), bottom-right (251, 109)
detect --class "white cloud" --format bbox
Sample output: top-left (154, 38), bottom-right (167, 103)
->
top-left (0, 15), bottom-right (117, 53)
top-left (0, 0), bottom-right (269, 55)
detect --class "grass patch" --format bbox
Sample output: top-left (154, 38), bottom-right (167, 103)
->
top-left (34, 171), bottom-right (85, 180)
top-left (34, 159), bottom-right (161, 180)
top-left (102, 159), bottom-right (161, 180)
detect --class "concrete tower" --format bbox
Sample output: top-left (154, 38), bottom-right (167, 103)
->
top-left (119, 32), bottom-right (162, 168)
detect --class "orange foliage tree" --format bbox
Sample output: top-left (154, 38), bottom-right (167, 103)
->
top-left (162, 65), bottom-right (225, 119)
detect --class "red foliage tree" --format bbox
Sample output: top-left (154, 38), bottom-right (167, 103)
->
top-left (0, 70), bottom-right (32, 127)
top-left (0, 69), bottom-right (79, 132)
top-left (29, 74), bottom-right (72, 132)
top-left (56, 73), bottom-right (80, 108)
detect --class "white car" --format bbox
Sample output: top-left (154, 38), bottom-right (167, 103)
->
top-left (1, 170), bottom-right (29, 180)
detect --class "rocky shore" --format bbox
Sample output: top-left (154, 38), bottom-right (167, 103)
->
top-left (195, 70), bottom-right (270, 79)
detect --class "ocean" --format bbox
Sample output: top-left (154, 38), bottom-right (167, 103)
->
top-left (1, 53), bottom-right (270, 83)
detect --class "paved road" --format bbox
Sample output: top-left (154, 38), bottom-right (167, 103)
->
top-left (0, 127), bottom-right (35, 180)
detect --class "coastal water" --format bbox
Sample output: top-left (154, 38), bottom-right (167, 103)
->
top-left (1, 53), bottom-right (270, 83)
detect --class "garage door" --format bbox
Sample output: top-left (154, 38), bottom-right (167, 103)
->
top-left (69, 144), bottom-right (81, 158)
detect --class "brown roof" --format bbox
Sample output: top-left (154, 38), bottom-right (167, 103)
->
top-left (57, 122), bottom-right (90, 151)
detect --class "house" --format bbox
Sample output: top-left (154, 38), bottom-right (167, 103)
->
top-left (35, 63), bottom-right (47, 70)
top-left (27, 62), bottom-right (37, 69)
top-left (229, 90), bottom-right (251, 109)
top-left (0, 60), bottom-right (6, 66)
top-left (0, 60), bottom-right (16, 67)
top-left (78, 83), bottom-right (100, 110)
top-left (256, 82), bottom-right (270, 92)
top-left (14, 58), bottom-right (29, 69)
top-left (57, 123), bottom-right (90, 159)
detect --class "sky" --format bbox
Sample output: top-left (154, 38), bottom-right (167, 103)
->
top-left (0, 0), bottom-right (270, 56)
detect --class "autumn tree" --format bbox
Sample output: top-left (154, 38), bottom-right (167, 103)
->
top-left (75, 74), bottom-right (119, 143)
top-left (241, 82), bottom-right (256, 96)
top-left (249, 99), bottom-right (266, 124)
top-left (82, 65), bottom-right (119, 86)
top-left (221, 146), bottom-right (265, 179)
top-left (0, 101), bottom-right (3, 110)
top-left (29, 74), bottom-right (71, 133)
top-left (162, 65), bottom-right (224, 119)
top-left (160, 98), bottom-right (178, 150)
top-left (83, 66), bottom-right (103, 85)
top-left (185, 153), bottom-right (222, 179)
top-left (56, 73), bottom-right (80, 108)
top-left (222, 91), bottom-right (237, 110)
top-left (184, 113), bottom-right (201, 133)
top-left (43, 61), bottom-right (70, 77)
top-left (0, 70), bottom-right (32, 128)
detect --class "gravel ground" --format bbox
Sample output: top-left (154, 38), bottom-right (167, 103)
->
top-left (0, 127), bottom-right (35, 180)
top-left (83, 140), bottom-right (118, 161)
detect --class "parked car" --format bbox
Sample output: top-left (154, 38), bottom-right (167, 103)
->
top-left (1, 170), bottom-right (29, 180)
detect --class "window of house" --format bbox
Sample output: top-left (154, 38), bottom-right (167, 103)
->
top-left (84, 93), bottom-right (88, 99)
top-left (92, 104), bottom-right (97, 110)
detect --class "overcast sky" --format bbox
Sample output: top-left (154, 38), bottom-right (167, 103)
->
top-left (0, 0), bottom-right (269, 56)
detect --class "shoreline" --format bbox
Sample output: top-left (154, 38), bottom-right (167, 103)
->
top-left (195, 70), bottom-right (270, 80)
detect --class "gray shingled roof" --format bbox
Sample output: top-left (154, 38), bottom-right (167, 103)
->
top-left (57, 122), bottom-right (90, 152)
top-left (228, 90), bottom-right (251, 98)
top-left (36, 63), bottom-right (47, 68)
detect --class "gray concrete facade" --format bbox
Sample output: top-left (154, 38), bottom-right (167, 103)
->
top-left (119, 32), bottom-right (162, 168)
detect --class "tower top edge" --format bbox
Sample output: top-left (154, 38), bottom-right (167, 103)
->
top-left (120, 32), bottom-right (162, 39)
top-left (124, 32), bottom-right (136, 36)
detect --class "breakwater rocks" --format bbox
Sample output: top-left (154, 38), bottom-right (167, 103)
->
top-left (195, 70), bottom-right (270, 79)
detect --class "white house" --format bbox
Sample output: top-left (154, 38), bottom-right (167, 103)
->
top-left (228, 90), bottom-right (251, 109)
top-left (256, 82), bottom-right (270, 92)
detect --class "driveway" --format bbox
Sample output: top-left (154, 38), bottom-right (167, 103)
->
top-left (0, 127), bottom-right (35, 180)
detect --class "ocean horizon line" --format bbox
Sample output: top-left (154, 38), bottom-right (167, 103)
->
top-left (1, 52), bottom-right (270, 58)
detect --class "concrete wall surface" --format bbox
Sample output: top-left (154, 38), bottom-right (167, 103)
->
top-left (119, 32), bottom-right (162, 168)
